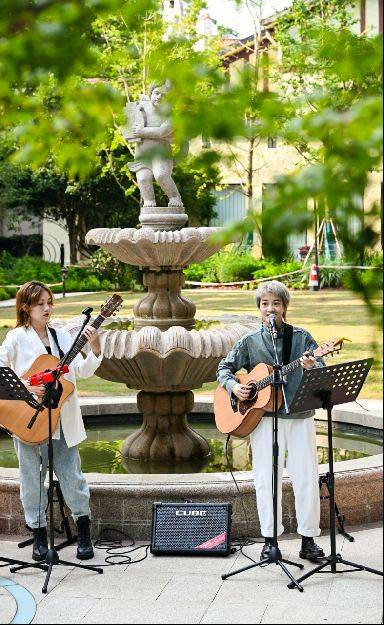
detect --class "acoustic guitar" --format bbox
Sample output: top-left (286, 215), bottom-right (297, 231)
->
top-left (214, 337), bottom-right (346, 438)
top-left (0, 294), bottom-right (122, 445)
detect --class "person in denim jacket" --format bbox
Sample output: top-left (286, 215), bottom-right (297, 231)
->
top-left (217, 280), bottom-right (325, 561)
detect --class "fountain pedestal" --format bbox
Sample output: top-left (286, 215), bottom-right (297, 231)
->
top-left (133, 270), bottom-right (196, 330)
top-left (121, 391), bottom-right (209, 462)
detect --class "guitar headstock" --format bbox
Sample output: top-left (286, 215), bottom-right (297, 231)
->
top-left (100, 293), bottom-right (123, 319)
top-left (314, 337), bottom-right (351, 359)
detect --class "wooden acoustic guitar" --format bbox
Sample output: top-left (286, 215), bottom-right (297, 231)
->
top-left (214, 337), bottom-right (346, 438)
top-left (0, 294), bottom-right (122, 445)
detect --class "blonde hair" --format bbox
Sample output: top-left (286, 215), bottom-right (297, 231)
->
top-left (16, 281), bottom-right (54, 328)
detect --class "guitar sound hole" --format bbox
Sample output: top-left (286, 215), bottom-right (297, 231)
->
top-left (247, 383), bottom-right (258, 401)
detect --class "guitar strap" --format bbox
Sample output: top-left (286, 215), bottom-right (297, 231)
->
top-left (282, 323), bottom-right (293, 365)
top-left (48, 327), bottom-right (65, 359)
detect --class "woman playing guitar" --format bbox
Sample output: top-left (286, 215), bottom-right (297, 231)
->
top-left (216, 280), bottom-right (325, 562)
top-left (0, 281), bottom-right (102, 562)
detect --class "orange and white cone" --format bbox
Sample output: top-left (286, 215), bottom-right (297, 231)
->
top-left (309, 264), bottom-right (319, 290)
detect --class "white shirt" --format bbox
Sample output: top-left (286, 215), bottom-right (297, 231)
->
top-left (0, 325), bottom-right (103, 447)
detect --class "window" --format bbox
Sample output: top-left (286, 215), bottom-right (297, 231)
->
top-left (267, 137), bottom-right (277, 148)
top-left (170, 1), bottom-right (175, 7)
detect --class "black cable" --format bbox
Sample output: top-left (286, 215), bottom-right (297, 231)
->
top-left (93, 527), bottom-right (150, 567)
top-left (225, 434), bottom-right (263, 565)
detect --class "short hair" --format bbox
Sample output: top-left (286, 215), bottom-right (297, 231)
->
top-left (255, 280), bottom-right (291, 310)
top-left (16, 281), bottom-right (54, 328)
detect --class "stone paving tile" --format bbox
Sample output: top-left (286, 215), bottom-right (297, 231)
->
top-left (47, 569), bottom-right (172, 600)
top-left (260, 603), bottom-right (382, 624)
top-left (130, 552), bottom-right (241, 576)
top-left (1, 563), bottom-right (74, 604)
top-left (201, 601), bottom-right (267, 624)
top-left (326, 575), bottom-right (383, 608)
top-left (0, 587), bottom-right (16, 624)
top-left (80, 599), bottom-right (206, 624)
top-left (32, 597), bottom-right (97, 624)
top-left (155, 573), bottom-right (222, 605)
top-left (214, 574), bottom-right (334, 605)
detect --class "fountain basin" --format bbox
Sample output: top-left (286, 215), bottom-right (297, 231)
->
top-left (85, 227), bottom-right (222, 270)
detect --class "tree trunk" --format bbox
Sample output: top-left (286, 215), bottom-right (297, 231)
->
top-left (66, 212), bottom-right (78, 264)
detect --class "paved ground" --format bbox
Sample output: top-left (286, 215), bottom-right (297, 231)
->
top-left (0, 523), bottom-right (382, 624)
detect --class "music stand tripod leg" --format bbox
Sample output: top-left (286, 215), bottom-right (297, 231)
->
top-left (52, 480), bottom-right (77, 551)
top-left (319, 475), bottom-right (354, 542)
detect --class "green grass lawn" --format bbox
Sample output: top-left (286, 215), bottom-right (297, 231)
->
top-left (0, 289), bottom-right (381, 398)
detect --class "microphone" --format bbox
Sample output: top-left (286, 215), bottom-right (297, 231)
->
top-left (268, 313), bottom-right (278, 339)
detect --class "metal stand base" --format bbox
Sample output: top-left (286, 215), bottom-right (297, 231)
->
top-left (0, 557), bottom-right (47, 573)
top-left (9, 547), bottom-right (103, 593)
top-left (222, 544), bottom-right (305, 592)
top-left (288, 553), bottom-right (383, 589)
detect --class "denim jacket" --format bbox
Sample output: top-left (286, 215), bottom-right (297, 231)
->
top-left (216, 322), bottom-right (325, 419)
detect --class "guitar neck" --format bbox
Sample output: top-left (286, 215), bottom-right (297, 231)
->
top-left (257, 356), bottom-right (308, 392)
top-left (58, 315), bottom-right (104, 367)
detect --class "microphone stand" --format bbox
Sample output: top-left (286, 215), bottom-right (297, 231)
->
top-left (12, 308), bottom-right (103, 593)
top-left (222, 320), bottom-right (304, 591)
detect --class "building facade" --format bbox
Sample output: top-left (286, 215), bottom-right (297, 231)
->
top-left (208, 0), bottom-right (383, 258)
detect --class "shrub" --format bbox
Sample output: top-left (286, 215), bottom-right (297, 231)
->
top-left (184, 256), bottom-right (219, 283)
top-left (0, 254), bottom-right (61, 285)
top-left (90, 249), bottom-right (143, 291)
top-left (319, 267), bottom-right (343, 288)
top-left (252, 259), bottom-right (302, 281)
top-left (65, 275), bottom-right (113, 293)
top-left (217, 252), bottom-right (260, 283)
top-left (0, 288), bottom-right (10, 301)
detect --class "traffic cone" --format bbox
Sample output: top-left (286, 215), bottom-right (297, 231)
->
top-left (309, 264), bottom-right (319, 290)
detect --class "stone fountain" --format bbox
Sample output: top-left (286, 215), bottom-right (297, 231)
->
top-left (81, 83), bottom-right (260, 465)
top-left (84, 226), bottom-right (259, 464)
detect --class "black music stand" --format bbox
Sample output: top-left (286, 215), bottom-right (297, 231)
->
top-left (287, 358), bottom-right (383, 589)
top-left (0, 367), bottom-right (47, 574)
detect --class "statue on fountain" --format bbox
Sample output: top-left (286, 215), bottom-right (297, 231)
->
top-left (123, 81), bottom-right (184, 213)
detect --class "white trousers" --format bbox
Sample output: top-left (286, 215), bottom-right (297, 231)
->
top-left (250, 416), bottom-right (320, 538)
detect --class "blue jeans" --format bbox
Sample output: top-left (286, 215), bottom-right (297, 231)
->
top-left (14, 432), bottom-right (90, 529)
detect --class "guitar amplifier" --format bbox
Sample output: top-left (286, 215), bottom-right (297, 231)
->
top-left (150, 502), bottom-right (232, 556)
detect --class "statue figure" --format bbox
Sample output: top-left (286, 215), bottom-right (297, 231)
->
top-left (123, 82), bottom-right (183, 208)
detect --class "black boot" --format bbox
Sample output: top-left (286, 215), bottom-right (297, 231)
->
top-left (260, 537), bottom-right (274, 561)
top-left (299, 536), bottom-right (325, 561)
top-left (32, 527), bottom-right (48, 562)
top-left (76, 515), bottom-right (94, 560)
